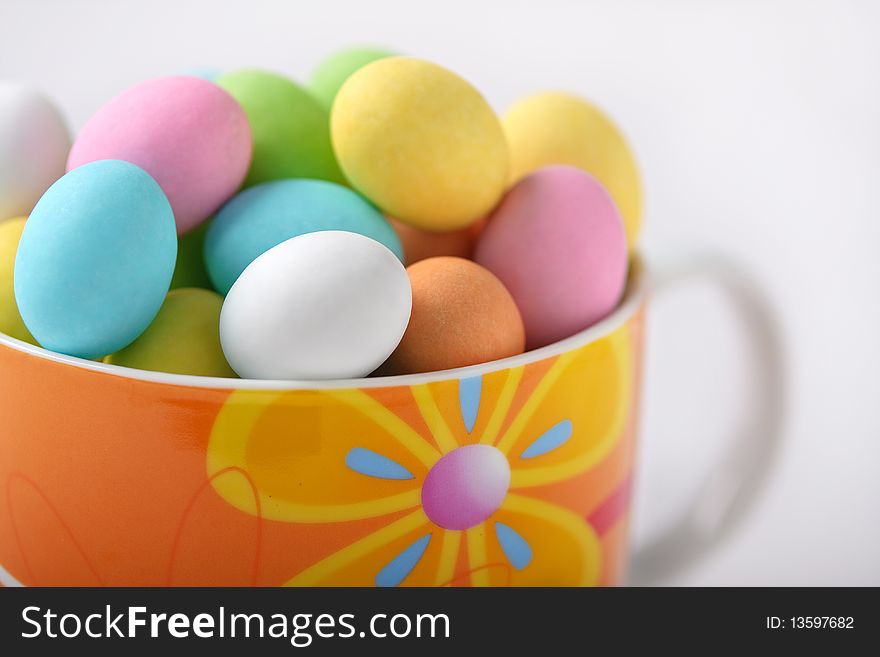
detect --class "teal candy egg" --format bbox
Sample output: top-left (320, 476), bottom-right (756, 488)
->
top-left (205, 178), bottom-right (402, 294)
top-left (14, 160), bottom-right (177, 359)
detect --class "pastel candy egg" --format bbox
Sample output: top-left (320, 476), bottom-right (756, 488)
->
top-left (502, 91), bottom-right (642, 248)
top-left (474, 166), bottom-right (627, 350)
top-left (14, 160), bottom-right (177, 359)
top-left (389, 216), bottom-right (485, 266)
top-left (205, 179), bottom-right (402, 294)
top-left (309, 46), bottom-right (395, 110)
top-left (217, 69), bottom-right (344, 187)
top-left (106, 288), bottom-right (235, 377)
top-left (0, 83), bottom-right (71, 220)
top-left (170, 221), bottom-right (212, 290)
top-left (183, 68), bottom-right (221, 82)
top-left (380, 257), bottom-right (524, 375)
top-left (332, 57), bottom-right (508, 231)
top-left (0, 217), bottom-right (36, 343)
top-left (67, 76), bottom-right (252, 234)
top-left (220, 231), bottom-right (411, 380)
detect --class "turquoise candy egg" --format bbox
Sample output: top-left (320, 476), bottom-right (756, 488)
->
top-left (14, 160), bottom-right (177, 359)
top-left (205, 178), bottom-right (402, 294)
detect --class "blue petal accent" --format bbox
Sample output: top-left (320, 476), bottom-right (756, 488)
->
top-left (345, 448), bottom-right (414, 480)
top-left (375, 534), bottom-right (432, 587)
top-left (459, 376), bottom-right (482, 433)
top-left (495, 522), bottom-right (532, 570)
top-left (520, 419), bottom-right (573, 459)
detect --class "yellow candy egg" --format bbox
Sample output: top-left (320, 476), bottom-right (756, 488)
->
top-left (106, 287), bottom-right (236, 377)
top-left (502, 91), bottom-right (643, 248)
top-left (332, 57), bottom-right (508, 231)
top-left (0, 216), bottom-right (36, 344)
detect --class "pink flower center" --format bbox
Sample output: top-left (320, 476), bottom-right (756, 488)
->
top-left (421, 444), bottom-right (510, 530)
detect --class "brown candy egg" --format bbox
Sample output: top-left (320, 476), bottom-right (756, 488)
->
top-left (379, 256), bottom-right (525, 375)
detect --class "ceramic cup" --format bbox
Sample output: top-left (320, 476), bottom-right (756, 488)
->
top-left (0, 256), bottom-right (782, 586)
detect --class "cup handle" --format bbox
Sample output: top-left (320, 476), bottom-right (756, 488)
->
top-left (628, 252), bottom-right (786, 585)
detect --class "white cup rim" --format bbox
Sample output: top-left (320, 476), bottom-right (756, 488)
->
top-left (0, 258), bottom-right (648, 390)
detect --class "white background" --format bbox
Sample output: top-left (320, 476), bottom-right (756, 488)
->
top-left (2, 0), bottom-right (878, 585)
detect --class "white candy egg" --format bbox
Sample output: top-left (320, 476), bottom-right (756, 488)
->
top-left (220, 230), bottom-right (412, 379)
top-left (0, 82), bottom-right (71, 220)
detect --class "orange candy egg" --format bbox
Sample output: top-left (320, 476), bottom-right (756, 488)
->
top-left (380, 256), bottom-right (525, 375)
top-left (389, 217), bottom-right (486, 265)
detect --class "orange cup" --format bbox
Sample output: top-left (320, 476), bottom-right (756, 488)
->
top-left (0, 258), bottom-right (780, 586)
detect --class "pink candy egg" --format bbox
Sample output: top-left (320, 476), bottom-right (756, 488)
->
top-left (474, 165), bottom-right (628, 349)
top-left (67, 76), bottom-right (252, 233)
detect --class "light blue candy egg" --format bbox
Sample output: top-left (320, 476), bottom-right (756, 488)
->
top-left (14, 160), bottom-right (177, 359)
top-left (204, 178), bottom-right (403, 294)
top-left (183, 67), bottom-right (222, 82)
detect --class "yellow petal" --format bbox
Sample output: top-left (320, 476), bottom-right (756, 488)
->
top-left (286, 509), bottom-right (448, 586)
top-left (468, 494), bottom-right (602, 586)
top-left (435, 529), bottom-right (463, 586)
top-left (411, 383), bottom-right (458, 454)
top-left (207, 389), bottom-right (434, 523)
top-left (409, 367), bottom-right (525, 452)
top-left (501, 325), bottom-right (633, 489)
top-left (479, 366), bottom-right (524, 446)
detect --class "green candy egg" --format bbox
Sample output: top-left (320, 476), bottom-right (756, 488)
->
top-left (170, 221), bottom-right (212, 290)
top-left (217, 69), bottom-right (344, 187)
top-left (309, 46), bottom-right (396, 110)
top-left (106, 287), bottom-right (236, 377)
top-left (0, 216), bottom-right (37, 344)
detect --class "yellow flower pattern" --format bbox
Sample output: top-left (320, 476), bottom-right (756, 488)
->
top-left (206, 324), bottom-right (633, 586)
